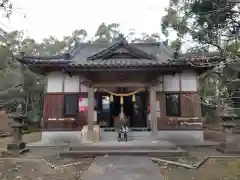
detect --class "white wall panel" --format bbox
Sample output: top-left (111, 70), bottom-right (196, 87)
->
top-left (163, 74), bottom-right (180, 91)
top-left (80, 84), bottom-right (88, 92)
top-left (46, 72), bottom-right (63, 92)
top-left (64, 75), bottom-right (80, 92)
top-left (152, 76), bottom-right (163, 92)
top-left (79, 76), bottom-right (88, 92)
top-left (181, 71), bottom-right (197, 92)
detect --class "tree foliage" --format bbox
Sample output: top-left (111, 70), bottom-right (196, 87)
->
top-left (0, 0), bottom-right (13, 18)
top-left (162, 0), bottom-right (240, 51)
top-left (162, 0), bottom-right (240, 118)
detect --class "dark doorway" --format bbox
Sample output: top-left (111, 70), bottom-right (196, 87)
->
top-left (96, 89), bottom-right (148, 128)
top-left (110, 88), bottom-right (148, 128)
top-left (131, 91), bottom-right (148, 127)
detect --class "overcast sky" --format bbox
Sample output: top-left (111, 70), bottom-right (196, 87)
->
top-left (1, 0), bottom-right (172, 42)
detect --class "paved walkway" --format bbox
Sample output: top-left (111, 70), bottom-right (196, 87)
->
top-left (83, 156), bottom-right (164, 180)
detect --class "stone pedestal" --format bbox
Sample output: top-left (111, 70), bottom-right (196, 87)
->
top-left (6, 113), bottom-right (29, 155)
top-left (216, 124), bottom-right (240, 154)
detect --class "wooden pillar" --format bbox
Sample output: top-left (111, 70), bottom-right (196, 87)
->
top-left (150, 87), bottom-right (158, 138)
top-left (87, 86), bottom-right (94, 141)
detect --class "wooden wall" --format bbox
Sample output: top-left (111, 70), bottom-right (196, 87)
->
top-left (180, 93), bottom-right (202, 117)
top-left (42, 93), bottom-right (88, 131)
top-left (156, 92), bottom-right (202, 129)
top-left (43, 91), bottom-right (202, 131)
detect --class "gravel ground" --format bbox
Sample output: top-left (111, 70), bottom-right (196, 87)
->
top-left (1, 132), bottom-right (240, 180)
top-left (0, 157), bottom-right (93, 180)
top-left (155, 159), bottom-right (240, 180)
top-left (0, 133), bottom-right (93, 180)
top-left (153, 147), bottom-right (240, 180)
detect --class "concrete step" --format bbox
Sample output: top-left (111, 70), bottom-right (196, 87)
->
top-left (60, 149), bottom-right (188, 158)
top-left (100, 131), bottom-right (152, 141)
top-left (69, 145), bottom-right (178, 151)
top-left (233, 130), bottom-right (240, 134)
top-left (101, 137), bottom-right (153, 141)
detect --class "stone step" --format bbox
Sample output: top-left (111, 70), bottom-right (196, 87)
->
top-left (100, 137), bottom-right (153, 141)
top-left (233, 130), bottom-right (240, 134)
top-left (101, 132), bottom-right (151, 136)
top-left (71, 140), bottom-right (179, 150)
top-left (100, 131), bottom-right (152, 141)
top-left (70, 145), bottom-right (178, 151)
top-left (60, 149), bottom-right (188, 158)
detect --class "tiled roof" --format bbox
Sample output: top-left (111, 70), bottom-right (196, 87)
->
top-left (16, 39), bottom-right (222, 69)
top-left (17, 58), bottom-right (70, 65)
top-left (69, 58), bottom-right (169, 68)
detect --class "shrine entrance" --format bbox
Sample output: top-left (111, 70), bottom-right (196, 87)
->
top-left (96, 88), bottom-right (148, 128)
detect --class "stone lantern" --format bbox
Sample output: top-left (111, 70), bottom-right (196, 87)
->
top-left (216, 123), bottom-right (240, 154)
top-left (7, 105), bottom-right (29, 154)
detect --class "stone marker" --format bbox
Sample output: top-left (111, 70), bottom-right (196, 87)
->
top-left (6, 107), bottom-right (29, 155)
top-left (216, 123), bottom-right (240, 154)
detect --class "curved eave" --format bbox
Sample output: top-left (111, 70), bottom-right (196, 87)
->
top-left (25, 63), bottom-right (212, 76)
top-left (67, 64), bottom-right (211, 70)
top-left (178, 55), bottom-right (224, 62)
top-left (16, 57), bottom-right (71, 65)
top-left (21, 59), bottom-right (212, 69)
top-left (179, 51), bottom-right (221, 58)
top-left (66, 64), bottom-right (212, 72)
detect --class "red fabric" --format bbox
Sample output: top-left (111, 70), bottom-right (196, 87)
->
top-left (147, 104), bottom-right (150, 113)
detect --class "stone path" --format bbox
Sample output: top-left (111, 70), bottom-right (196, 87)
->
top-left (83, 156), bottom-right (164, 180)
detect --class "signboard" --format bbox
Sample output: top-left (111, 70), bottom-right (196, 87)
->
top-left (78, 97), bottom-right (98, 112)
top-left (79, 98), bottom-right (88, 112)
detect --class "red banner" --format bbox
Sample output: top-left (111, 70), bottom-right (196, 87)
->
top-left (79, 98), bottom-right (88, 112)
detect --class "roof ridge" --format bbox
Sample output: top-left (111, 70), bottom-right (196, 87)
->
top-left (76, 41), bottom-right (162, 46)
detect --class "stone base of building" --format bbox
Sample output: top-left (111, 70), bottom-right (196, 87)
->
top-left (216, 142), bottom-right (240, 154)
top-left (41, 131), bottom-right (82, 144)
top-left (157, 130), bottom-right (204, 142)
top-left (37, 129), bottom-right (204, 145)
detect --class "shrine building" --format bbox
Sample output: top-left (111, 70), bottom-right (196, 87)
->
top-left (16, 36), bottom-right (222, 142)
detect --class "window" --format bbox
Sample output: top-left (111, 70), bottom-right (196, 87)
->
top-left (166, 93), bottom-right (181, 116)
top-left (63, 94), bottom-right (78, 116)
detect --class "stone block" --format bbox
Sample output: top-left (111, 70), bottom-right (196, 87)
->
top-left (7, 142), bottom-right (26, 150)
top-left (216, 133), bottom-right (240, 154)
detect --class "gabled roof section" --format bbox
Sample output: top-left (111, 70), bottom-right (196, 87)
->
top-left (86, 36), bottom-right (156, 60)
top-left (15, 52), bottom-right (72, 65)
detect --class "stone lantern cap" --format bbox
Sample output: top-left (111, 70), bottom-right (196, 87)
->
top-left (8, 113), bottom-right (27, 119)
top-left (221, 123), bottom-right (236, 129)
top-left (8, 112), bottom-right (27, 124)
top-left (9, 123), bottom-right (23, 128)
top-left (8, 104), bottom-right (27, 121)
